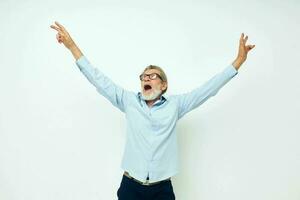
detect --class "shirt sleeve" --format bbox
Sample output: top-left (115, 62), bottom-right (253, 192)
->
top-left (75, 55), bottom-right (131, 113)
top-left (174, 64), bottom-right (238, 119)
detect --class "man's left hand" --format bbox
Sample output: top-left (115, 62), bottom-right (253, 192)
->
top-left (232, 33), bottom-right (255, 70)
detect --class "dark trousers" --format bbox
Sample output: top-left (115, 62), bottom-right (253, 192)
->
top-left (117, 175), bottom-right (176, 200)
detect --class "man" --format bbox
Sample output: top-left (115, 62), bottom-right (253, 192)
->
top-left (50, 21), bottom-right (255, 200)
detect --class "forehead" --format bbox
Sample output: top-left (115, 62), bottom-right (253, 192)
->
top-left (144, 68), bottom-right (161, 74)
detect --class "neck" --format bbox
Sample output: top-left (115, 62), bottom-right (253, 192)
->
top-left (145, 95), bottom-right (161, 107)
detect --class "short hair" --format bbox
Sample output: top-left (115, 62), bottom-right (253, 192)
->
top-left (142, 65), bottom-right (168, 94)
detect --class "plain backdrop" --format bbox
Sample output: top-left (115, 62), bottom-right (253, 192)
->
top-left (0, 0), bottom-right (299, 199)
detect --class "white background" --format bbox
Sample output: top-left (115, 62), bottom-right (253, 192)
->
top-left (0, 0), bottom-right (299, 199)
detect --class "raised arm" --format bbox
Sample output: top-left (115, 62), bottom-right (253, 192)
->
top-left (50, 21), bottom-right (83, 60)
top-left (50, 21), bottom-right (133, 112)
top-left (174, 65), bottom-right (238, 119)
top-left (174, 33), bottom-right (255, 119)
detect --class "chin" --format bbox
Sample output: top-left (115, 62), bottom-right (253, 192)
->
top-left (141, 90), bottom-right (161, 101)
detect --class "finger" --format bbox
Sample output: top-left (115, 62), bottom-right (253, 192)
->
top-left (55, 21), bottom-right (67, 31)
top-left (239, 33), bottom-right (245, 45)
top-left (56, 35), bottom-right (62, 43)
top-left (244, 35), bottom-right (248, 43)
top-left (50, 25), bottom-right (63, 34)
top-left (56, 33), bottom-right (65, 40)
top-left (50, 25), bottom-right (60, 31)
top-left (246, 45), bottom-right (255, 52)
top-left (54, 22), bottom-right (69, 36)
top-left (240, 33), bottom-right (244, 41)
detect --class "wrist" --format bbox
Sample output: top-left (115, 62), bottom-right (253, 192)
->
top-left (236, 56), bottom-right (246, 63)
top-left (68, 42), bottom-right (77, 50)
top-left (232, 57), bottom-right (245, 70)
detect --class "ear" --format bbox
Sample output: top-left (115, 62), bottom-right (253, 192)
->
top-left (161, 82), bottom-right (167, 91)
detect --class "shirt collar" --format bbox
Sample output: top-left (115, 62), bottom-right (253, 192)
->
top-left (137, 92), bottom-right (168, 105)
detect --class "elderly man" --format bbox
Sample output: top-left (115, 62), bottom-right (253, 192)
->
top-left (50, 21), bottom-right (255, 200)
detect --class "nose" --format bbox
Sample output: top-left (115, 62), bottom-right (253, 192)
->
top-left (143, 75), bottom-right (151, 81)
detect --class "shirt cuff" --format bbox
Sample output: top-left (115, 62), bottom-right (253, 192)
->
top-left (75, 55), bottom-right (89, 70)
top-left (226, 64), bottom-right (238, 77)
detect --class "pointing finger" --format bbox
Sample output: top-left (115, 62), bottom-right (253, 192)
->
top-left (50, 25), bottom-right (60, 31)
top-left (240, 33), bottom-right (244, 41)
top-left (244, 35), bottom-right (248, 44)
top-left (239, 33), bottom-right (245, 45)
top-left (55, 21), bottom-right (66, 31)
top-left (50, 25), bottom-right (64, 34)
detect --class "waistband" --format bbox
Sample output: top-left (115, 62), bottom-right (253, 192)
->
top-left (123, 171), bottom-right (171, 186)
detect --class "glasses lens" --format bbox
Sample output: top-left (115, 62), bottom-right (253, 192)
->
top-left (150, 73), bottom-right (157, 80)
top-left (140, 73), bottom-right (160, 81)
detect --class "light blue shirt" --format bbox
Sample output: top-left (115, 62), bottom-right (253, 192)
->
top-left (76, 55), bottom-right (238, 183)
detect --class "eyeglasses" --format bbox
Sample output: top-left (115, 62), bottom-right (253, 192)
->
top-left (139, 73), bottom-right (162, 81)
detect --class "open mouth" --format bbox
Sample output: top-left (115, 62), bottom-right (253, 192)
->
top-left (144, 84), bottom-right (152, 91)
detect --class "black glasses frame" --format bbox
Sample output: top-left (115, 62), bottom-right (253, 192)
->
top-left (139, 73), bottom-right (162, 81)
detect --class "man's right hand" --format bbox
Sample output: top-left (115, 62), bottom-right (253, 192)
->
top-left (50, 21), bottom-right (83, 60)
top-left (50, 21), bottom-right (75, 49)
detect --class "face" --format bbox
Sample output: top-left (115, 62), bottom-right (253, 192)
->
top-left (140, 69), bottom-right (167, 101)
